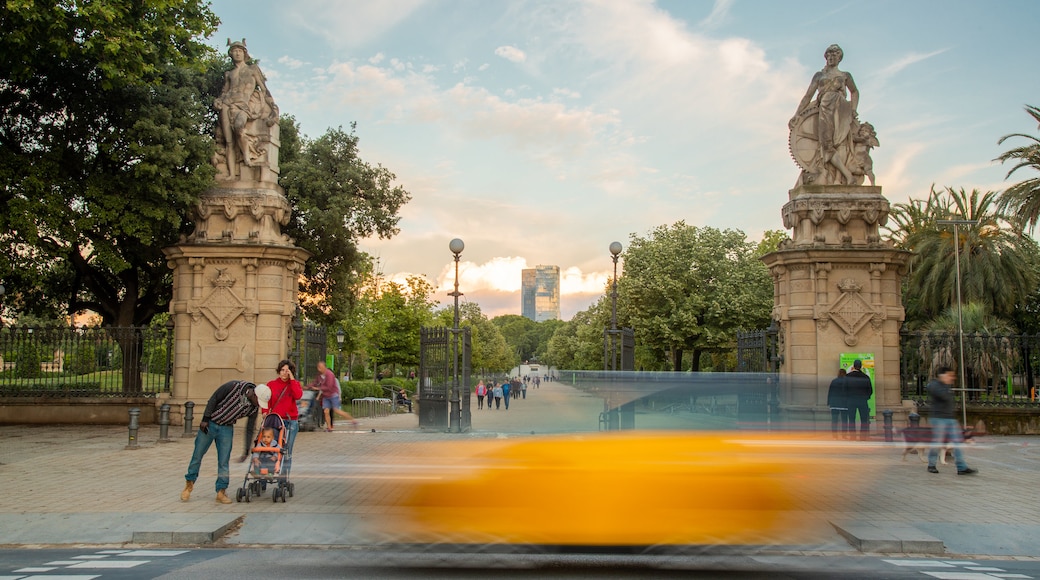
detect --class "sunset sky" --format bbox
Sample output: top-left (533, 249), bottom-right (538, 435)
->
top-left (209, 0), bottom-right (1040, 319)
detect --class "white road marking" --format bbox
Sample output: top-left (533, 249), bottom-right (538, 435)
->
top-left (884, 559), bottom-right (956, 567)
top-left (66, 561), bottom-right (149, 569)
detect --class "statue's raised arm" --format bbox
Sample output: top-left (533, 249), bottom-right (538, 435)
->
top-left (213, 39), bottom-right (280, 182)
top-left (788, 44), bottom-right (876, 187)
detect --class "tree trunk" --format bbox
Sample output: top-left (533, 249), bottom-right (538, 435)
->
top-left (672, 348), bottom-right (683, 371)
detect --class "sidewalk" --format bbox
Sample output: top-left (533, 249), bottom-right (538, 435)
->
top-left (0, 380), bottom-right (1037, 558)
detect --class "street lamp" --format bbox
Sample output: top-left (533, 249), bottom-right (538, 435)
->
top-left (335, 328), bottom-right (345, 379)
top-left (606, 242), bottom-right (622, 371)
top-left (936, 218), bottom-right (979, 426)
top-left (448, 238), bottom-right (465, 433)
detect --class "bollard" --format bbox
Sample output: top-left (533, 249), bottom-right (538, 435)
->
top-left (158, 403), bottom-right (172, 443)
top-left (882, 409), bottom-right (894, 442)
top-left (126, 407), bottom-right (140, 450)
top-left (908, 412), bottom-right (921, 428)
top-left (182, 401), bottom-right (195, 438)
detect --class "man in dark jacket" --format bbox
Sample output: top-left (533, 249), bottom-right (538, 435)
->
top-left (827, 368), bottom-right (850, 438)
top-left (845, 359), bottom-right (873, 440)
top-left (181, 380), bottom-right (260, 504)
top-left (927, 366), bottom-right (977, 475)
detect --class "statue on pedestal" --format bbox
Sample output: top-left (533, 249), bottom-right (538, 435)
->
top-left (789, 44), bottom-right (879, 187)
top-left (213, 39), bottom-right (280, 181)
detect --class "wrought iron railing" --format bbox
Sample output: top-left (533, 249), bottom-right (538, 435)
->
top-left (0, 325), bottom-right (173, 398)
top-left (900, 330), bottom-right (1040, 407)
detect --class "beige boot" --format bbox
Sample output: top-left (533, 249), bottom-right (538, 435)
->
top-left (215, 489), bottom-right (232, 504)
top-left (180, 481), bottom-right (194, 502)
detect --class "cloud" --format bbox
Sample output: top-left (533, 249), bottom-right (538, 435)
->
top-left (494, 45), bottom-right (527, 63)
top-left (699, 0), bottom-right (734, 29)
top-left (279, 0), bottom-right (428, 50)
top-left (874, 49), bottom-right (949, 84)
top-left (277, 55), bottom-right (304, 69)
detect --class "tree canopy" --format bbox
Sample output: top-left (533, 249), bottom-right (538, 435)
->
top-left (996, 104), bottom-right (1040, 233)
top-left (618, 223), bottom-right (774, 371)
top-left (0, 0), bottom-right (221, 326)
top-left (886, 186), bottom-right (1039, 328)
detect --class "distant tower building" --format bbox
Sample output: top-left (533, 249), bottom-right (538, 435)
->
top-left (521, 265), bottom-right (561, 322)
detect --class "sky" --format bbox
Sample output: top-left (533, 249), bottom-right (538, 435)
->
top-left (208, 0), bottom-right (1040, 320)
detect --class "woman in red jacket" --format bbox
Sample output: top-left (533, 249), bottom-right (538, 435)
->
top-left (266, 359), bottom-right (303, 474)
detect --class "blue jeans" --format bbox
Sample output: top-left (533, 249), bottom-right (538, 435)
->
top-left (927, 418), bottom-right (968, 470)
top-left (184, 422), bottom-right (234, 492)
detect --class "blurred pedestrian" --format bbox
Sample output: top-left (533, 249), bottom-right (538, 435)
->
top-left (493, 382), bottom-right (503, 410)
top-left (927, 366), bottom-right (977, 475)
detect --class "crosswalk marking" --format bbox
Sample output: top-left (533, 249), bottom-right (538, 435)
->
top-left (885, 560), bottom-right (956, 567)
top-left (66, 560), bottom-right (149, 569)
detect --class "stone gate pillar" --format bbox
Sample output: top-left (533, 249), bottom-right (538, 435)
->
top-left (761, 185), bottom-right (911, 426)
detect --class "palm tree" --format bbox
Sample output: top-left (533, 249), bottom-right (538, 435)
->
top-left (919, 303), bottom-right (1018, 401)
top-left (887, 186), bottom-right (1039, 325)
top-left (996, 105), bottom-right (1040, 232)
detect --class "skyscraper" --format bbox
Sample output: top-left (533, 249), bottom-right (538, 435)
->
top-left (521, 265), bottom-right (561, 322)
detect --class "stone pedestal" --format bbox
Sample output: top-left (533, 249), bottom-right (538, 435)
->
top-left (162, 181), bottom-right (311, 418)
top-left (761, 185), bottom-right (911, 427)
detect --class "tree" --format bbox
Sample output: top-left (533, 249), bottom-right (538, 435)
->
top-left (492, 315), bottom-right (539, 362)
top-left (887, 187), bottom-right (1039, 327)
top-left (618, 223), bottom-right (773, 371)
top-left (434, 303), bottom-right (512, 375)
top-left (996, 105), bottom-right (1040, 232)
top-left (543, 302), bottom-right (612, 371)
top-left (0, 1), bottom-right (220, 327)
top-left (280, 121), bottom-right (411, 326)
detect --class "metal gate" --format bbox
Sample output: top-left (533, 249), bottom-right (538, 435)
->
top-left (293, 322), bottom-right (327, 385)
top-left (418, 326), bottom-right (471, 432)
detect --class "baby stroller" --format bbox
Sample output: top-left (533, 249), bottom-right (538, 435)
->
top-left (235, 414), bottom-right (295, 503)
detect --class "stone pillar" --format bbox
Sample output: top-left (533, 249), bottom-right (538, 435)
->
top-left (761, 185), bottom-right (911, 427)
top-left (162, 181), bottom-right (311, 417)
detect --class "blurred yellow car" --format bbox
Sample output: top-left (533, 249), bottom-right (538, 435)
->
top-left (380, 431), bottom-right (873, 547)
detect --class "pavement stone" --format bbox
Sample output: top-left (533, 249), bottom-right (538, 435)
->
top-left (0, 379), bottom-right (1038, 558)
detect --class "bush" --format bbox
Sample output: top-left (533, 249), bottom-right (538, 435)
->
top-left (340, 380), bottom-right (387, 402)
top-left (65, 343), bottom-right (98, 375)
top-left (12, 343), bottom-right (45, 379)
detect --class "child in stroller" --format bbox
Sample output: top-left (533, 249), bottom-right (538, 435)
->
top-left (251, 427), bottom-right (281, 477)
top-left (235, 414), bottom-right (294, 502)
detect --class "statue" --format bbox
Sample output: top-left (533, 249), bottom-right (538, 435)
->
top-left (213, 39), bottom-right (279, 181)
top-left (789, 44), bottom-right (878, 187)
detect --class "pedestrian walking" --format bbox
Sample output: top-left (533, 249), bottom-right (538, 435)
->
top-left (502, 380), bottom-right (511, 410)
top-left (180, 380), bottom-right (260, 504)
top-left (927, 366), bottom-right (977, 475)
top-left (476, 380), bottom-right (486, 410)
top-left (493, 382), bottom-right (504, 410)
top-left (306, 360), bottom-right (357, 431)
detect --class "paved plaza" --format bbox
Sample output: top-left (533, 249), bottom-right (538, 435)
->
top-left (0, 379), bottom-right (1037, 559)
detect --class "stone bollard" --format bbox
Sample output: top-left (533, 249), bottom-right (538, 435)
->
top-left (908, 412), bottom-right (921, 428)
top-left (182, 401), bottom-right (195, 438)
top-left (126, 407), bottom-right (140, 450)
top-left (882, 409), bottom-right (894, 442)
top-left (157, 403), bottom-right (172, 443)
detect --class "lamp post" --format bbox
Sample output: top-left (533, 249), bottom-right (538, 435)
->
top-left (335, 328), bottom-right (345, 379)
top-left (936, 219), bottom-right (978, 426)
top-left (606, 242), bottom-right (622, 371)
top-left (448, 238), bottom-right (465, 433)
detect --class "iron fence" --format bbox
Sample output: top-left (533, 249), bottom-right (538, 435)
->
top-left (0, 325), bottom-right (173, 397)
top-left (900, 330), bottom-right (1040, 407)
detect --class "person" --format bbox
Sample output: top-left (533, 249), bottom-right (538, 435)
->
top-left (475, 380), bottom-right (487, 410)
top-left (213, 39), bottom-right (279, 179)
top-left (790, 44), bottom-right (859, 185)
top-left (927, 366), bottom-right (977, 475)
top-left (502, 380), bottom-right (511, 410)
top-left (181, 380), bottom-right (259, 504)
top-left (827, 369), bottom-right (850, 439)
top-left (396, 388), bottom-right (413, 413)
top-left (306, 360), bottom-right (357, 431)
top-left (845, 359), bottom-right (873, 439)
top-left (264, 359), bottom-right (303, 474)
top-left (492, 382), bottom-right (504, 410)
top-left (251, 428), bottom-right (281, 476)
